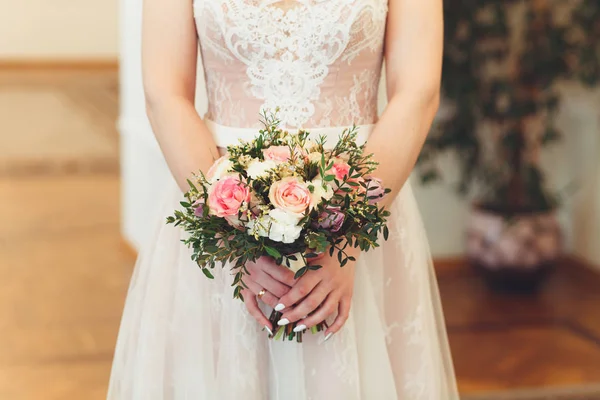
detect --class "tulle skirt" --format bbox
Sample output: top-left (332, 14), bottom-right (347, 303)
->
top-left (108, 124), bottom-right (459, 400)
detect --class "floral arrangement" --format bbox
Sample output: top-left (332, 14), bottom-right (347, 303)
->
top-left (167, 113), bottom-right (391, 341)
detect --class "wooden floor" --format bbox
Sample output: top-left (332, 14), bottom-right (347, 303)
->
top-left (1, 69), bottom-right (599, 399)
top-left (441, 264), bottom-right (600, 394)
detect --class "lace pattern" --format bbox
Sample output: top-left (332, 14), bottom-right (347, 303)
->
top-left (194, 0), bottom-right (388, 128)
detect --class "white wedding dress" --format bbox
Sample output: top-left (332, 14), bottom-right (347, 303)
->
top-left (108, 1), bottom-right (459, 399)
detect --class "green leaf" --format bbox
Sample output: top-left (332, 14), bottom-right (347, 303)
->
top-left (294, 267), bottom-right (308, 279)
top-left (264, 246), bottom-right (281, 259)
top-left (232, 272), bottom-right (242, 286)
top-left (204, 245), bottom-right (220, 253)
top-left (309, 264), bottom-right (323, 271)
top-left (323, 174), bottom-right (336, 182)
top-left (304, 252), bottom-right (319, 258)
top-left (186, 179), bottom-right (198, 191)
top-left (383, 226), bottom-right (389, 240)
top-left (201, 268), bottom-right (215, 279)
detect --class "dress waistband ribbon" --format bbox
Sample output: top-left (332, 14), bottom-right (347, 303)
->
top-left (204, 119), bottom-right (374, 150)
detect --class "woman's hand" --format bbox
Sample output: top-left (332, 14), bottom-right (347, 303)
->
top-left (275, 248), bottom-right (359, 339)
top-left (241, 256), bottom-right (297, 332)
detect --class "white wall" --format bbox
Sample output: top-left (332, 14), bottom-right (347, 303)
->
top-left (0, 0), bottom-right (118, 59)
top-left (554, 85), bottom-right (600, 267)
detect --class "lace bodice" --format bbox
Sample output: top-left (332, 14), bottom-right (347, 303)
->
top-left (193, 0), bottom-right (388, 129)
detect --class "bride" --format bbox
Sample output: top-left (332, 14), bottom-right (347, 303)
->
top-left (109, 0), bottom-right (459, 398)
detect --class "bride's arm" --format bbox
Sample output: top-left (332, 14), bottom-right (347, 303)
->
top-left (143, 0), bottom-right (297, 330)
top-left (142, 0), bottom-right (220, 191)
top-left (271, 0), bottom-right (444, 338)
top-left (366, 0), bottom-right (443, 206)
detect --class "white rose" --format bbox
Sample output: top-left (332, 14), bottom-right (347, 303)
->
top-left (247, 158), bottom-right (278, 179)
top-left (207, 156), bottom-right (234, 183)
top-left (309, 178), bottom-right (334, 209)
top-left (269, 208), bottom-right (303, 243)
top-left (246, 208), bottom-right (303, 244)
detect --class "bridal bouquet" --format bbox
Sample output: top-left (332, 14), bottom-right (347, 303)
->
top-left (167, 113), bottom-right (391, 341)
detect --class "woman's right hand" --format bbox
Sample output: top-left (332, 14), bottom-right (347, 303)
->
top-left (241, 257), bottom-right (297, 331)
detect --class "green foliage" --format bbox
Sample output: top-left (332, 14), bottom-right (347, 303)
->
top-left (418, 0), bottom-right (600, 211)
top-left (166, 112), bottom-right (391, 302)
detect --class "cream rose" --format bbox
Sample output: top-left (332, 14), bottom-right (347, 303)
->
top-left (247, 158), bottom-right (278, 179)
top-left (309, 178), bottom-right (334, 209)
top-left (269, 177), bottom-right (311, 215)
top-left (206, 155), bottom-right (233, 183)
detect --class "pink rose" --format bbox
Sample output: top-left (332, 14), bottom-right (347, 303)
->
top-left (208, 176), bottom-right (251, 218)
top-left (269, 177), bottom-right (311, 215)
top-left (314, 207), bottom-right (345, 232)
top-left (331, 161), bottom-right (351, 181)
top-left (365, 177), bottom-right (386, 204)
top-left (263, 146), bottom-right (292, 163)
top-left (330, 160), bottom-right (365, 194)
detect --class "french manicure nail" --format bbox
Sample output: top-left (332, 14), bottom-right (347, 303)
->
top-left (278, 318), bottom-right (290, 326)
top-left (324, 332), bottom-right (334, 342)
top-left (293, 324), bottom-right (307, 333)
top-left (274, 303), bottom-right (285, 312)
top-left (264, 325), bottom-right (273, 336)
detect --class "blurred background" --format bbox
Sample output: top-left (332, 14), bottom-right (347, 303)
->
top-left (1, 0), bottom-right (599, 399)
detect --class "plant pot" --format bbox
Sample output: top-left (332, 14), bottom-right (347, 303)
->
top-left (466, 205), bottom-right (563, 293)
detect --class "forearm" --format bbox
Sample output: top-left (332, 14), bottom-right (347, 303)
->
top-left (365, 89), bottom-right (440, 207)
top-left (146, 96), bottom-right (220, 192)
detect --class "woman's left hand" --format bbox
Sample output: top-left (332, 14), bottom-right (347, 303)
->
top-left (274, 248), bottom-right (359, 338)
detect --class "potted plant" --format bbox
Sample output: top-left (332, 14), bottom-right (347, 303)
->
top-left (418, 0), bottom-right (600, 292)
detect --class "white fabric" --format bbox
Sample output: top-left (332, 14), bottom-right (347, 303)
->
top-left (205, 119), bottom-right (373, 149)
top-left (109, 0), bottom-right (459, 398)
top-left (108, 168), bottom-right (459, 399)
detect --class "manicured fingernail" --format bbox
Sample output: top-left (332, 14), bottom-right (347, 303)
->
top-left (324, 332), bottom-right (334, 342)
top-left (293, 324), bottom-right (306, 333)
top-left (264, 325), bottom-right (273, 336)
top-left (278, 318), bottom-right (290, 326)
top-left (274, 303), bottom-right (285, 312)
